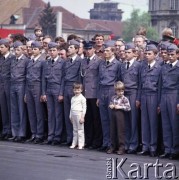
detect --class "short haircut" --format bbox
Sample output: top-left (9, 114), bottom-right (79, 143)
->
top-left (67, 34), bottom-right (78, 42)
top-left (55, 36), bottom-right (65, 43)
top-left (94, 34), bottom-right (104, 40)
top-left (73, 82), bottom-right (83, 90)
top-left (114, 81), bottom-right (125, 90)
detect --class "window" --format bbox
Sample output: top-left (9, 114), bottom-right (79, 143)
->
top-left (169, 22), bottom-right (178, 37)
top-left (150, 0), bottom-right (155, 10)
top-left (170, 0), bottom-right (178, 10)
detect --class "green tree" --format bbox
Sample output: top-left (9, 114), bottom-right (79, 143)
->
top-left (39, 2), bottom-right (56, 37)
top-left (122, 9), bottom-right (159, 42)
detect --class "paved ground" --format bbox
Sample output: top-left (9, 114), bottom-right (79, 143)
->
top-left (0, 141), bottom-right (178, 180)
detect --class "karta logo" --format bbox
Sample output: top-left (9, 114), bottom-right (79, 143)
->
top-left (106, 158), bottom-right (178, 179)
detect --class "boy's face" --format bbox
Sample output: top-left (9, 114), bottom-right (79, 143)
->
top-left (49, 48), bottom-right (59, 59)
top-left (73, 88), bottom-right (82, 96)
top-left (32, 47), bottom-right (41, 57)
top-left (15, 47), bottom-right (23, 57)
top-left (115, 89), bottom-right (124, 97)
top-left (35, 30), bottom-right (42, 37)
top-left (0, 44), bottom-right (9, 55)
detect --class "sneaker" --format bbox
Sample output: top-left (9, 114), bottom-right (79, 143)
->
top-left (69, 145), bottom-right (76, 149)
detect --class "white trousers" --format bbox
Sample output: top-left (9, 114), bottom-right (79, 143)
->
top-left (71, 111), bottom-right (85, 148)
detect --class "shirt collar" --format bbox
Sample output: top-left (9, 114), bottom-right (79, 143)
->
top-left (16, 54), bottom-right (23, 60)
top-left (53, 56), bottom-right (59, 62)
top-left (89, 54), bottom-right (95, 61)
top-left (106, 56), bottom-right (115, 63)
top-left (148, 60), bottom-right (156, 68)
top-left (4, 52), bottom-right (10, 59)
top-left (33, 54), bottom-right (41, 61)
top-left (171, 60), bottom-right (178, 67)
top-left (126, 58), bottom-right (135, 67)
top-left (71, 54), bottom-right (77, 62)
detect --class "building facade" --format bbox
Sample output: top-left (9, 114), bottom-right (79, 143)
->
top-left (149, 0), bottom-right (179, 38)
top-left (89, 0), bottom-right (123, 21)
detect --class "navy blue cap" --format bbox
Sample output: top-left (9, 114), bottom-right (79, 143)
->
top-left (0, 38), bottom-right (10, 46)
top-left (145, 44), bottom-right (158, 51)
top-left (48, 42), bottom-right (59, 49)
top-left (13, 41), bottom-right (23, 48)
top-left (167, 43), bottom-right (178, 52)
top-left (31, 41), bottom-right (42, 48)
top-left (104, 40), bottom-right (115, 48)
top-left (68, 39), bottom-right (80, 47)
top-left (125, 43), bottom-right (135, 50)
top-left (83, 41), bottom-right (95, 49)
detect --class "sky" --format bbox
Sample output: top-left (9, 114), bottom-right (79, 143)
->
top-left (43, 0), bottom-right (149, 21)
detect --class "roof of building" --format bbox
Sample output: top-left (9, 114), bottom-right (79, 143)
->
top-left (0, 0), bottom-right (123, 36)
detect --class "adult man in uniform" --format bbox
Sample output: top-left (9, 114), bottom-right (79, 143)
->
top-left (97, 41), bottom-right (121, 151)
top-left (63, 40), bottom-right (82, 145)
top-left (42, 42), bottom-right (65, 145)
top-left (25, 41), bottom-right (45, 144)
top-left (10, 41), bottom-right (29, 142)
top-left (0, 39), bottom-right (15, 140)
top-left (159, 44), bottom-right (179, 160)
top-left (120, 43), bottom-right (141, 154)
top-left (81, 41), bottom-right (102, 149)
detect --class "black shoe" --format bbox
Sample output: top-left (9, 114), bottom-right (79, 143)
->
top-left (150, 151), bottom-right (157, 157)
top-left (8, 136), bottom-right (17, 142)
top-left (127, 149), bottom-right (137, 154)
top-left (159, 153), bottom-right (170, 159)
top-left (16, 137), bottom-right (26, 143)
top-left (4, 134), bottom-right (12, 140)
top-left (0, 134), bottom-right (7, 140)
top-left (52, 140), bottom-right (61, 146)
top-left (62, 142), bottom-right (72, 146)
top-left (42, 140), bottom-right (52, 145)
top-left (97, 146), bottom-right (109, 152)
top-left (169, 153), bottom-right (179, 160)
top-left (137, 151), bottom-right (149, 156)
top-left (26, 136), bottom-right (36, 143)
top-left (88, 145), bottom-right (100, 150)
top-left (34, 138), bottom-right (44, 144)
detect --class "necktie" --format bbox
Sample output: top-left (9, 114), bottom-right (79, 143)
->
top-left (70, 58), bottom-right (73, 63)
top-left (169, 63), bottom-right (172, 68)
top-left (106, 60), bottom-right (109, 65)
top-left (126, 62), bottom-right (130, 69)
top-left (16, 58), bottom-right (19, 62)
top-left (148, 64), bottom-right (150, 69)
top-left (32, 59), bottom-right (35, 63)
top-left (87, 58), bottom-right (90, 65)
top-left (52, 59), bottom-right (55, 64)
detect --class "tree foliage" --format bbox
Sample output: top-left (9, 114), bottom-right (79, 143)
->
top-left (39, 2), bottom-right (56, 37)
top-left (122, 9), bottom-right (159, 42)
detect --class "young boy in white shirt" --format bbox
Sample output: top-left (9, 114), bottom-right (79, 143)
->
top-left (69, 82), bottom-right (87, 149)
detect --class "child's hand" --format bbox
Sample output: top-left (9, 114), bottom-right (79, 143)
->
top-left (109, 104), bottom-right (115, 109)
top-left (80, 117), bottom-right (85, 124)
top-left (114, 105), bottom-right (123, 109)
top-left (69, 116), bottom-right (72, 123)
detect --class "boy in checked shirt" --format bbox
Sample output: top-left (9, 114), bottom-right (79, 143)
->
top-left (107, 81), bottom-right (131, 155)
top-left (69, 82), bottom-right (87, 149)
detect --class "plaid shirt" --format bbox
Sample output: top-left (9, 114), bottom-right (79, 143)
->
top-left (110, 95), bottom-right (131, 111)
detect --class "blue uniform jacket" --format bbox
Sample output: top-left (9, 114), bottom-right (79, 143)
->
top-left (42, 57), bottom-right (65, 96)
top-left (81, 55), bottom-right (101, 98)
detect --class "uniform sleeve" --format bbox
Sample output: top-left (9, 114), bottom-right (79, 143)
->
top-left (81, 96), bottom-right (87, 117)
top-left (59, 61), bottom-right (65, 96)
top-left (122, 97), bottom-right (131, 111)
top-left (41, 61), bottom-right (47, 96)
